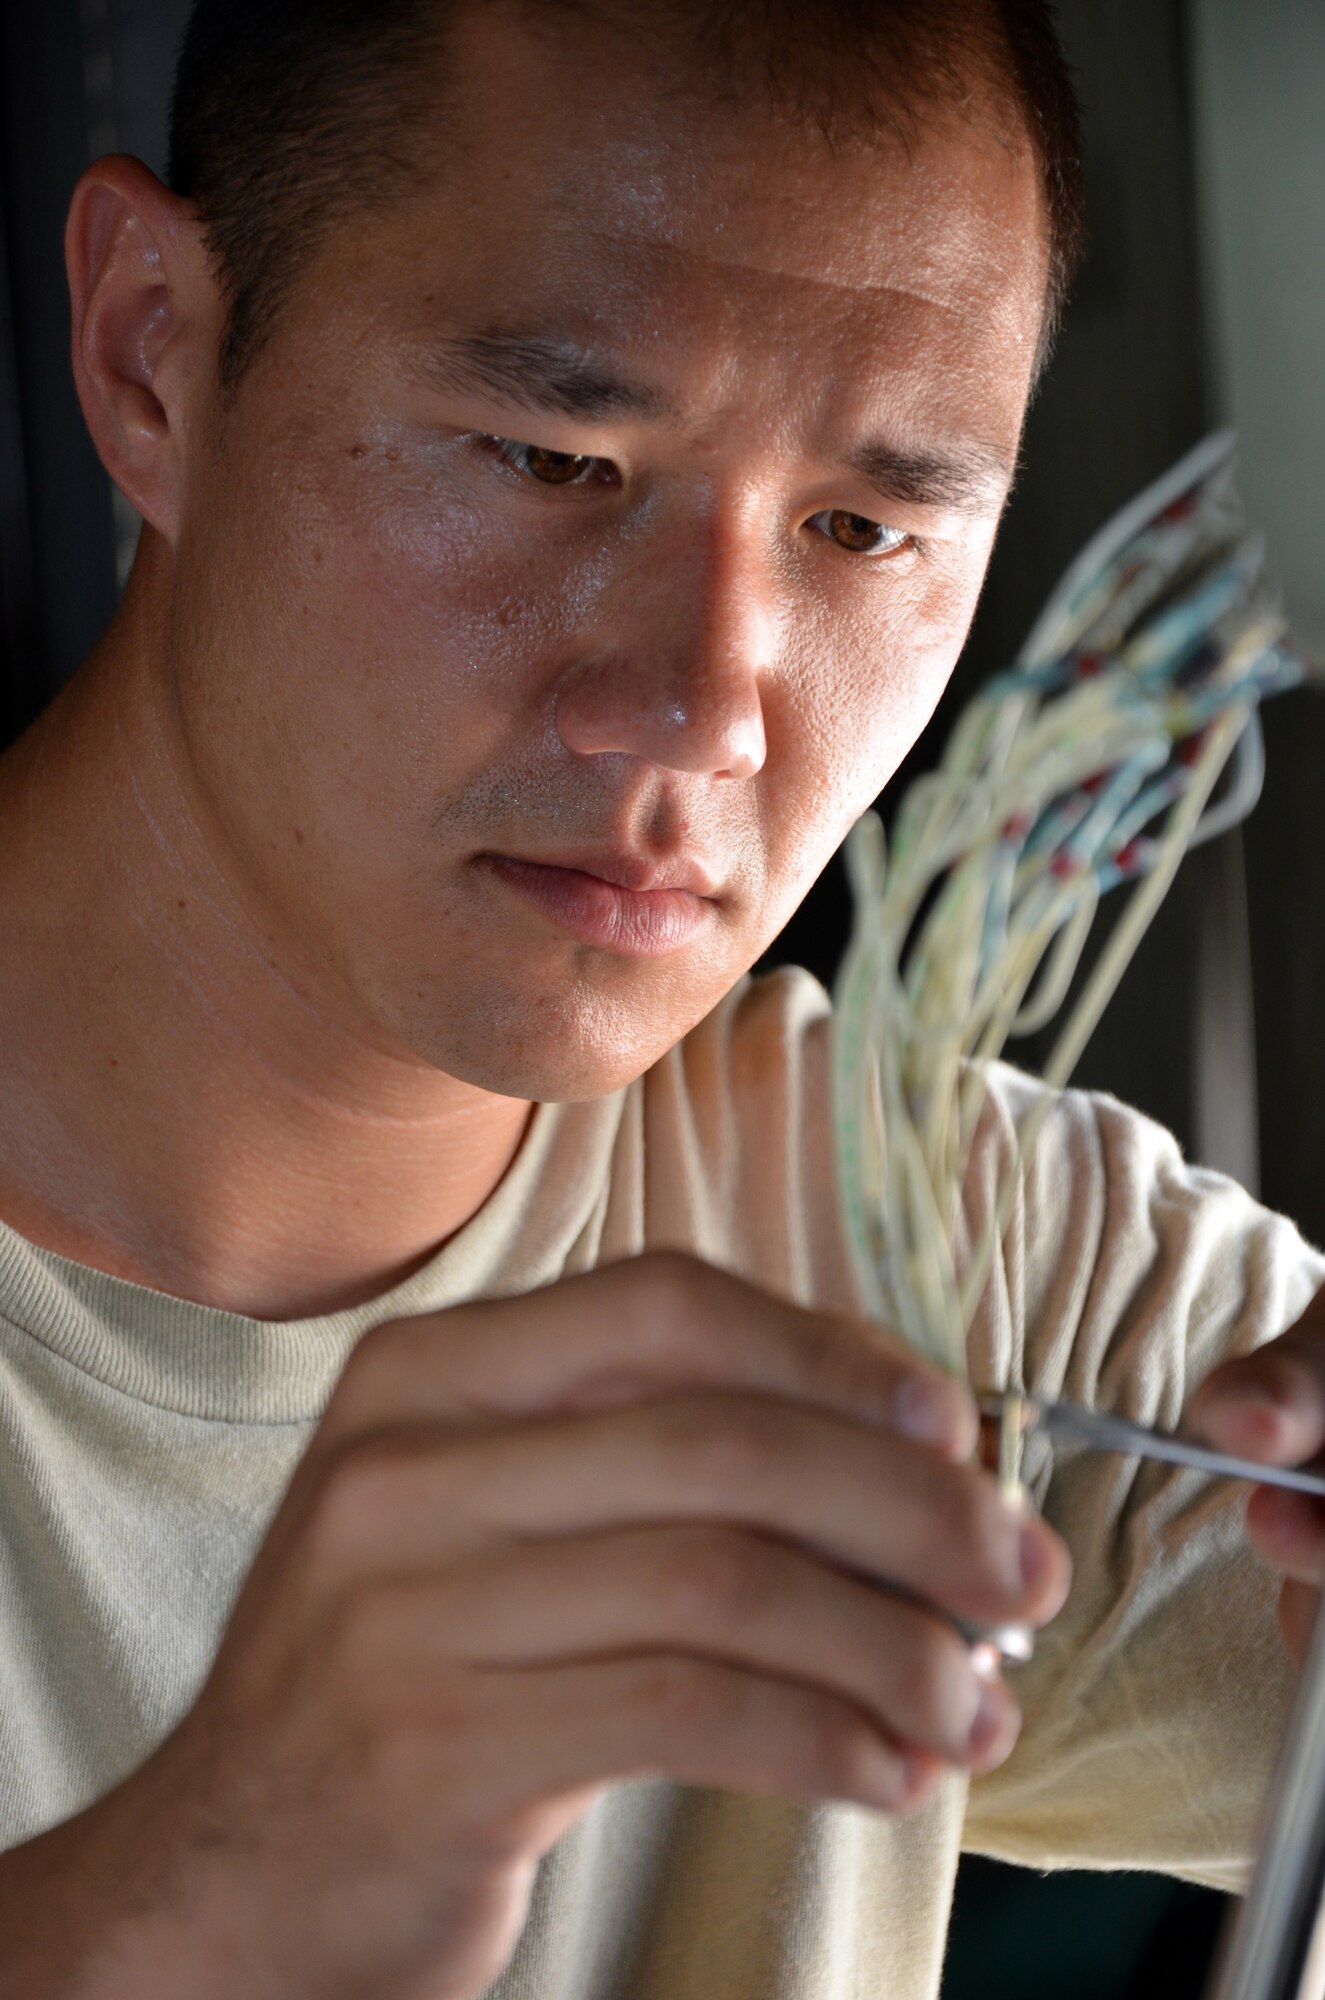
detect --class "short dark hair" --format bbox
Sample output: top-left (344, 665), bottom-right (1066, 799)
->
top-left (168, 0), bottom-right (1085, 394)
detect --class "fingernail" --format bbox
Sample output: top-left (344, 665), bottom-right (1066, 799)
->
top-left (1196, 1384), bottom-right (1286, 1452)
top-left (893, 1374), bottom-right (958, 1447)
top-left (897, 1751), bottom-right (930, 1803)
top-left (970, 1640), bottom-right (1002, 1684)
top-left (1198, 1380), bottom-right (1277, 1416)
top-left (865, 1744), bottom-right (923, 1810)
top-left (968, 1682), bottom-right (1015, 1761)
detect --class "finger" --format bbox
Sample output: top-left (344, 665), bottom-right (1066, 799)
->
top-left (375, 1526), bottom-right (1020, 1771)
top-left (1246, 1484), bottom-right (1325, 1587)
top-left (396, 1651), bottom-right (951, 1839)
top-left (324, 1253), bottom-right (978, 1460)
top-left (304, 1392), bottom-right (1070, 1631)
top-left (1188, 1338), bottom-right (1325, 1467)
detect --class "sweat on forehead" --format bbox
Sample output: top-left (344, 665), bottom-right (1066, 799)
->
top-left (169, 0), bottom-right (1082, 392)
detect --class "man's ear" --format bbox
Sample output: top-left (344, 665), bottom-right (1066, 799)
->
top-left (64, 154), bottom-right (220, 541)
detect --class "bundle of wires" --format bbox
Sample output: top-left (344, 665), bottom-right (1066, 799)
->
top-left (832, 432), bottom-right (1315, 1397)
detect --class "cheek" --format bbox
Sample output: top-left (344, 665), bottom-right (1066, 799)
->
top-left (299, 463), bottom-right (565, 744)
top-left (765, 548), bottom-right (986, 889)
top-left (178, 434), bottom-right (605, 847)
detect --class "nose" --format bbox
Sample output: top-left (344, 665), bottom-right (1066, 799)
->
top-left (553, 514), bottom-right (773, 782)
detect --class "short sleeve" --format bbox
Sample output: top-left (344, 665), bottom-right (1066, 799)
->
top-left (636, 966), bottom-right (860, 1314)
top-left (961, 1065), bottom-right (1325, 1888)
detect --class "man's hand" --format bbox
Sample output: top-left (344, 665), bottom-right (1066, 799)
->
top-left (1189, 1283), bottom-right (1325, 1665)
top-left (0, 1254), bottom-right (1069, 2000)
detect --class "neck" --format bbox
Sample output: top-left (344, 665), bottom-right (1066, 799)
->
top-left (0, 543), bottom-right (532, 1318)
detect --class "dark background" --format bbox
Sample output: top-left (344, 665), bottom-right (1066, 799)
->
top-left (3, 1), bottom-right (1322, 1994)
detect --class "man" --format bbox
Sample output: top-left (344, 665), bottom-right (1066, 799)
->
top-left (0, 1), bottom-right (1321, 1995)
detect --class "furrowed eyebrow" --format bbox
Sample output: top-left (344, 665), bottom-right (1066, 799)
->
top-left (848, 439), bottom-right (1016, 516)
top-left (413, 329), bottom-right (672, 423)
top-left (412, 329), bottom-right (1015, 511)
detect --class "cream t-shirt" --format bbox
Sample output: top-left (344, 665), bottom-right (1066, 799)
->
top-left (1, 966), bottom-right (1322, 2000)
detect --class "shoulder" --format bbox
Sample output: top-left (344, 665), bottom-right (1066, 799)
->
top-left (970, 1062), bottom-right (1325, 1412)
top-left (655, 963), bottom-right (831, 1103)
top-left (633, 966), bottom-right (853, 1306)
top-left (645, 964), bottom-right (832, 1157)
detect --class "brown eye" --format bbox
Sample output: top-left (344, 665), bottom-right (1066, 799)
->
top-left (488, 436), bottom-right (605, 486)
top-left (522, 444), bottom-right (593, 484)
top-left (814, 508), bottom-right (910, 557)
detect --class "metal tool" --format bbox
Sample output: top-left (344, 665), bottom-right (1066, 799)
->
top-left (979, 1386), bottom-right (1325, 2000)
top-left (976, 1389), bottom-right (1325, 1501)
top-left (1205, 1592), bottom-right (1325, 2000)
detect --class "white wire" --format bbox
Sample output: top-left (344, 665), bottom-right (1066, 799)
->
top-left (831, 432), bottom-right (1310, 1388)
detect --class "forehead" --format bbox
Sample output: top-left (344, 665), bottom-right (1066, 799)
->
top-left (296, 0), bottom-right (1048, 433)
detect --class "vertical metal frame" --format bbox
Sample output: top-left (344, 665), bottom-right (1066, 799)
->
top-left (1207, 1605), bottom-right (1325, 2000)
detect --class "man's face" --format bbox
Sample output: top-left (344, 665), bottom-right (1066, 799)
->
top-left (167, 4), bottom-right (1048, 1100)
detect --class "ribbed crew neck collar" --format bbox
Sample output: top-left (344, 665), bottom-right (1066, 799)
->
top-left (0, 1090), bottom-right (626, 1424)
